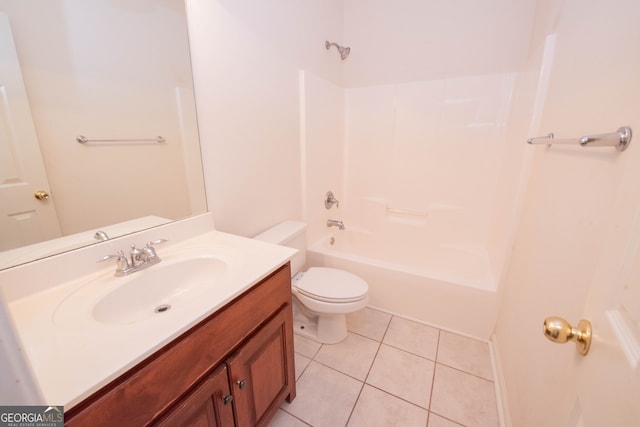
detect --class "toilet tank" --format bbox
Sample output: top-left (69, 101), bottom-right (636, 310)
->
top-left (253, 221), bottom-right (307, 276)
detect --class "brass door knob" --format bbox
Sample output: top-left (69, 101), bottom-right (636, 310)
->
top-left (543, 316), bottom-right (592, 356)
top-left (34, 190), bottom-right (50, 200)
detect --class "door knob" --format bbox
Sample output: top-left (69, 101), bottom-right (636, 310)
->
top-left (543, 316), bottom-right (592, 356)
top-left (34, 190), bottom-right (50, 200)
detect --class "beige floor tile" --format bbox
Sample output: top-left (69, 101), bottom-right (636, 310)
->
top-left (268, 409), bottom-right (310, 427)
top-left (347, 307), bottom-right (392, 341)
top-left (294, 353), bottom-right (311, 380)
top-left (437, 331), bottom-right (493, 380)
top-left (428, 412), bottom-right (464, 427)
top-left (314, 332), bottom-right (379, 380)
top-left (347, 384), bottom-right (428, 427)
top-left (383, 316), bottom-right (440, 360)
top-left (283, 361), bottom-right (363, 427)
top-left (294, 333), bottom-right (322, 359)
top-left (430, 364), bottom-right (499, 427)
top-left (366, 344), bottom-right (434, 408)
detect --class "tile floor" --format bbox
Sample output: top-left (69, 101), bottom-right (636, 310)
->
top-left (268, 307), bottom-right (499, 427)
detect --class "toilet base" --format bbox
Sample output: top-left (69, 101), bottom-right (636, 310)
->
top-left (292, 299), bottom-right (349, 344)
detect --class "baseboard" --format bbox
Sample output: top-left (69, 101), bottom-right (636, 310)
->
top-left (489, 333), bottom-right (512, 427)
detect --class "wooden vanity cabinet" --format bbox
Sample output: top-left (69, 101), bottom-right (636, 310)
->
top-left (156, 365), bottom-right (235, 427)
top-left (227, 308), bottom-right (290, 427)
top-left (64, 263), bottom-right (296, 427)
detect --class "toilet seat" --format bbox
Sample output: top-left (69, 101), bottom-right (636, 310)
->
top-left (294, 267), bottom-right (368, 303)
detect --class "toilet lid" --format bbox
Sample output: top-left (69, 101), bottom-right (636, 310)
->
top-left (295, 267), bottom-right (368, 303)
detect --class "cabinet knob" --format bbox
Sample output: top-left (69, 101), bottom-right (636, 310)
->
top-left (236, 379), bottom-right (247, 389)
top-left (222, 394), bottom-right (233, 405)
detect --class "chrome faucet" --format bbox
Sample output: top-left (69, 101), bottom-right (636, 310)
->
top-left (327, 219), bottom-right (345, 230)
top-left (98, 239), bottom-right (167, 276)
top-left (93, 230), bottom-right (109, 241)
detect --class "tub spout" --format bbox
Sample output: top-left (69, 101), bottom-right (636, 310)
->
top-left (327, 219), bottom-right (345, 230)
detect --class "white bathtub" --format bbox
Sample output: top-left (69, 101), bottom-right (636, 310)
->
top-left (306, 229), bottom-right (500, 339)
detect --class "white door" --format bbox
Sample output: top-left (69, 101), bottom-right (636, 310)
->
top-left (0, 13), bottom-right (60, 251)
top-left (541, 3), bottom-right (640, 423)
top-left (575, 154), bottom-right (640, 425)
top-left (545, 1), bottom-right (640, 422)
top-left (494, 1), bottom-right (640, 424)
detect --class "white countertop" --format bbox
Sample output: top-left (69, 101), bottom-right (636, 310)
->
top-left (6, 228), bottom-right (295, 408)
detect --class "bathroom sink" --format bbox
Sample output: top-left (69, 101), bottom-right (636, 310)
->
top-left (53, 255), bottom-right (229, 327)
top-left (93, 256), bottom-right (228, 324)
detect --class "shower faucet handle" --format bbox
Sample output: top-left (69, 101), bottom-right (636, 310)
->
top-left (324, 191), bottom-right (340, 209)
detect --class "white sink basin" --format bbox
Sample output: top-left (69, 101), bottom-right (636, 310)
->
top-left (53, 255), bottom-right (228, 327)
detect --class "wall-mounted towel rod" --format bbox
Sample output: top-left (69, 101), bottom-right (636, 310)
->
top-left (527, 126), bottom-right (631, 152)
top-left (76, 135), bottom-right (166, 144)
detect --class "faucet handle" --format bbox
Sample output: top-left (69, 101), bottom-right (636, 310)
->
top-left (97, 250), bottom-right (130, 272)
top-left (143, 239), bottom-right (168, 259)
top-left (98, 250), bottom-right (125, 262)
top-left (146, 238), bottom-right (168, 247)
top-left (324, 191), bottom-right (340, 209)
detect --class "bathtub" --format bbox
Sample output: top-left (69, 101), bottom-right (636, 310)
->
top-left (306, 228), bottom-right (500, 339)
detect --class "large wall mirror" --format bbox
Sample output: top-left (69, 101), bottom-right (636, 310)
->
top-left (0, 0), bottom-right (207, 270)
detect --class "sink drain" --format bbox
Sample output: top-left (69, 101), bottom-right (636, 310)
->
top-left (154, 304), bottom-right (171, 313)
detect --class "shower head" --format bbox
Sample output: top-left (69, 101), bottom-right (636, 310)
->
top-left (325, 41), bottom-right (350, 60)
top-left (339, 46), bottom-right (351, 60)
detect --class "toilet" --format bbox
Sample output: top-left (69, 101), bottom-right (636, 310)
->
top-left (254, 221), bottom-right (368, 344)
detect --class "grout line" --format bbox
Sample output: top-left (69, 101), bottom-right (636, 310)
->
top-left (343, 309), bottom-right (392, 383)
top-left (308, 358), bottom-right (367, 383)
top-left (426, 328), bottom-right (441, 413)
top-left (345, 313), bottom-right (389, 426)
top-left (380, 341), bottom-right (438, 362)
top-left (361, 330), bottom-right (386, 383)
top-left (365, 383), bottom-right (430, 412)
top-left (428, 410), bottom-right (466, 427)
top-left (347, 328), bottom-right (386, 343)
top-left (435, 361), bottom-right (495, 383)
top-left (293, 352), bottom-right (313, 381)
top-left (344, 378), bottom-right (366, 427)
top-left (278, 407), bottom-right (314, 426)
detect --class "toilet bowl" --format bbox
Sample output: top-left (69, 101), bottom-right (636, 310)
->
top-left (292, 267), bottom-right (368, 343)
top-left (254, 221), bottom-right (369, 344)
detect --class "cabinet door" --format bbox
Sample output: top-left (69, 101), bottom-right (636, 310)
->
top-left (155, 364), bottom-right (235, 427)
top-left (227, 308), bottom-right (293, 427)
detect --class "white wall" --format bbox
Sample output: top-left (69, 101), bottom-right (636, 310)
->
top-left (343, 0), bottom-right (536, 87)
top-left (186, 0), bottom-right (343, 237)
top-left (494, 0), bottom-right (640, 424)
top-left (0, 0), bottom-right (197, 234)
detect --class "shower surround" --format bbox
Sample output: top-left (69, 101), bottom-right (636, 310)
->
top-left (301, 69), bottom-right (527, 338)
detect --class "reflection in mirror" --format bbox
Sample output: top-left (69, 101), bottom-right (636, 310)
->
top-left (0, 0), bottom-right (207, 270)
